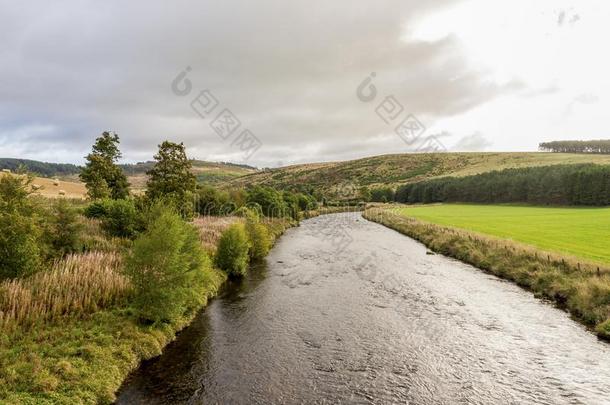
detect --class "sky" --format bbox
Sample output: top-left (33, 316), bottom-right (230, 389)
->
top-left (1, 0), bottom-right (609, 167)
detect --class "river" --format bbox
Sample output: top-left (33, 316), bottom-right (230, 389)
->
top-left (116, 213), bottom-right (610, 404)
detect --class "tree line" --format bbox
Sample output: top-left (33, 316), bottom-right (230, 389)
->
top-left (395, 164), bottom-right (610, 206)
top-left (539, 140), bottom-right (610, 154)
top-left (0, 158), bottom-right (81, 177)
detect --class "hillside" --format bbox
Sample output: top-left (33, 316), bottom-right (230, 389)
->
top-left (0, 172), bottom-right (87, 199)
top-left (0, 159), bottom-right (257, 195)
top-left (125, 160), bottom-right (256, 191)
top-left (0, 158), bottom-right (80, 178)
top-left (226, 152), bottom-right (610, 198)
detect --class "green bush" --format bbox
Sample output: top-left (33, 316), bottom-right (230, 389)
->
top-left (245, 217), bottom-right (271, 260)
top-left (100, 199), bottom-right (139, 238)
top-left (246, 186), bottom-right (287, 217)
top-left (83, 199), bottom-right (111, 219)
top-left (125, 209), bottom-right (211, 323)
top-left (215, 223), bottom-right (251, 276)
top-left (196, 185), bottom-right (232, 215)
top-left (46, 199), bottom-right (84, 258)
top-left (0, 174), bottom-right (43, 279)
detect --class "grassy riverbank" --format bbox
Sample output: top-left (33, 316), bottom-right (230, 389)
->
top-left (363, 208), bottom-right (610, 341)
top-left (0, 215), bottom-right (292, 404)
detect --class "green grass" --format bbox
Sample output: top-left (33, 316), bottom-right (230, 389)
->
top-left (395, 204), bottom-right (610, 265)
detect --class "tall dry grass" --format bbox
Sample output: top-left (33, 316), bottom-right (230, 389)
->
top-left (192, 216), bottom-right (243, 252)
top-left (0, 251), bottom-right (131, 328)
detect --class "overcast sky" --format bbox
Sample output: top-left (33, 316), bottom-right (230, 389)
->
top-left (1, 0), bottom-right (609, 167)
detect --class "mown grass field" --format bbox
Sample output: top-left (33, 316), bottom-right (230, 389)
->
top-left (394, 204), bottom-right (610, 265)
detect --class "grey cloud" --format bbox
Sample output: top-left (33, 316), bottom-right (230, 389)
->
top-left (564, 93), bottom-right (599, 115)
top-left (0, 0), bottom-right (521, 166)
top-left (451, 132), bottom-right (492, 152)
top-left (556, 9), bottom-right (580, 28)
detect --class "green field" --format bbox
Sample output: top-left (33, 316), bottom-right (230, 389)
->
top-left (394, 204), bottom-right (610, 265)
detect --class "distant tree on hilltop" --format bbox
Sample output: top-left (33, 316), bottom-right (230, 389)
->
top-left (539, 140), bottom-right (610, 154)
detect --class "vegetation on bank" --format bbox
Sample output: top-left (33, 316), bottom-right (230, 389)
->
top-left (393, 204), bottom-right (610, 264)
top-left (396, 164), bottom-right (610, 206)
top-left (364, 208), bottom-right (610, 341)
top-left (0, 132), bottom-right (302, 404)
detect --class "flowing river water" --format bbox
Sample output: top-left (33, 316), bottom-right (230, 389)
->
top-left (116, 213), bottom-right (610, 404)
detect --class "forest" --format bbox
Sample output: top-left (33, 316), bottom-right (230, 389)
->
top-left (395, 164), bottom-right (610, 205)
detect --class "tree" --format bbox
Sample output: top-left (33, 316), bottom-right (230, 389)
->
top-left (539, 140), bottom-right (610, 154)
top-left (126, 208), bottom-right (210, 322)
top-left (146, 141), bottom-right (196, 217)
top-left (80, 132), bottom-right (130, 199)
top-left (394, 164), bottom-right (610, 206)
top-left (246, 186), bottom-right (287, 218)
top-left (370, 187), bottom-right (395, 203)
top-left (359, 186), bottom-right (372, 202)
top-left (0, 174), bottom-right (43, 278)
top-left (215, 223), bottom-right (251, 277)
top-left (46, 199), bottom-right (84, 258)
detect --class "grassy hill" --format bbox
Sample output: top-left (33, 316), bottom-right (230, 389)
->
top-left (0, 158), bottom-right (81, 178)
top-left (124, 160), bottom-right (256, 192)
top-left (0, 172), bottom-right (87, 199)
top-left (227, 152), bottom-right (610, 198)
top-left (0, 159), bottom-right (257, 196)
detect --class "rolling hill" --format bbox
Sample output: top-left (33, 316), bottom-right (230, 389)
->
top-left (0, 159), bottom-right (257, 196)
top-left (226, 152), bottom-right (610, 198)
top-left (123, 160), bottom-right (256, 192)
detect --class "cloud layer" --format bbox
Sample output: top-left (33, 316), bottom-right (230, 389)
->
top-left (1, 0), bottom-right (607, 166)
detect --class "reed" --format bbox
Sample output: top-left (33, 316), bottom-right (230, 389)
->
top-left (0, 251), bottom-right (131, 327)
top-left (192, 216), bottom-right (243, 252)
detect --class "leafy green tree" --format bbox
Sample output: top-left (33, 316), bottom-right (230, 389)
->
top-left (146, 141), bottom-right (197, 217)
top-left (80, 132), bottom-right (130, 199)
top-left (126, 208), bottom-right (211, 323)
top-left (246, 186), bottom-right (287, 218)
top-left (370, 187), bottom-right (395, 203)
top-left (0, 174), bottom-right (43, 279)
top-left (46, 199), bottom-right (84, 258)
top-left (215, 223), bottom-right (251, 276)
top-left (196, 185), bottom-right (231, 216)
top-left (282, 191), bottom-right (300, 220)
top-left (296, 193), bottom-right (317, 211)
top-left (100, 199), bottom-right (139, 238)
top-left (243, 209), bottom-right (271, 260)
top-left (359, 186), bottom-right (372, 202)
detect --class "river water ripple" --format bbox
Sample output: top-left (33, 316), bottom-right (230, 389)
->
top-left (116, 213), bottom-right (610, 404)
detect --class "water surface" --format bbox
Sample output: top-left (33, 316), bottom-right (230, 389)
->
top-left (117, 213), bottom-right (610, 404)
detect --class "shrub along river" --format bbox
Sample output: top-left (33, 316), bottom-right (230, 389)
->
top-left (116, 213), bottom-right (610, 404)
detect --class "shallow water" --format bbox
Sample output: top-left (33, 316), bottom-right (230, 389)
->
top-left (116, 213), bottom-right (610, 404)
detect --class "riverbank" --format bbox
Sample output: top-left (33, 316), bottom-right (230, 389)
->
top-left (0, 216), bottom-right (293, 404)
top-left (363, 208), bottom-right (610, 341)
